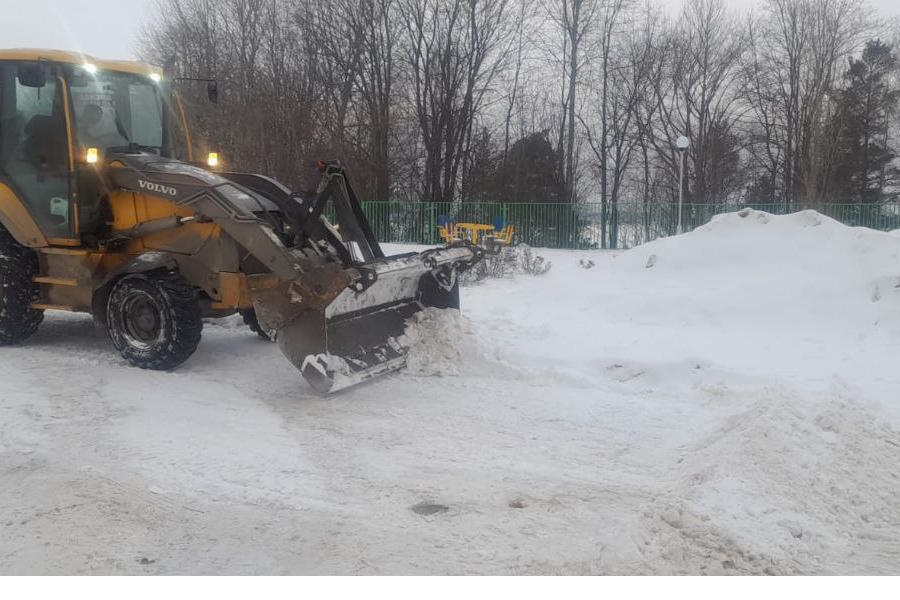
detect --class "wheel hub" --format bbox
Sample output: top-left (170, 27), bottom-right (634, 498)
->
top-left (122, 295), bottom-right (162, 345)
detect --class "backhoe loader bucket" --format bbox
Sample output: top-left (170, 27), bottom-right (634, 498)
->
top-left (252, 246), bottom-right (481, 393)
top-left (245, 162), bottom-right (484, 393)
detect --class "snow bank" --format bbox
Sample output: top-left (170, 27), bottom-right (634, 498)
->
top-left (458, 209), bottom-right (900, 573)
top-left (474, 209), bottom-right (900, 387)
top-left (617, 209), bottom-right (900, 320)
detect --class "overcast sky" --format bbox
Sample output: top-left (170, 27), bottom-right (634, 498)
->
top-left (1, 0), bottom-right (898, 61)
top-left (1, 0), bottom-right (158, 59)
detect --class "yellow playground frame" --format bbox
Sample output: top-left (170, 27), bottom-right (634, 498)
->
top-left (439, 217), bottom-right (515, 247)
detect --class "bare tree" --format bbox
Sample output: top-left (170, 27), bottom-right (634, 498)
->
top-left (744, 0), bottom-right (869, 207)
top-left (400, 0), bottom-right (511, 203)
top-left (502, 0), bottom-right (534, 164)
top-left (543, 0), bottom-right (601, 203)
top-left (349, 0), bottom-right (399, 202)
top-left (647, 0), bottom-right (745, 213)
top-left (578, 0), bottom-right (633, 247)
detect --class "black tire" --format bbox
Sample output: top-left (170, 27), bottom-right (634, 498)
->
top-left (239, 309), bottom-right (274, 341)
top-left (106, 271), bottom-right (202, 370)
top-left (0, 229), bottom-right (44, 345)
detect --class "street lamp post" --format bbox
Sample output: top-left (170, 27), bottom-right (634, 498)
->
top-left (676, 135), bottom-right (689, 234)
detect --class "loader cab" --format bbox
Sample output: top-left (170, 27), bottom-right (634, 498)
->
top-left (0, 54), bottom-right (180, 246)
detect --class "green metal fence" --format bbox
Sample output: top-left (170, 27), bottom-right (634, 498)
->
top-left (358, 201), bottom-right (900, 249)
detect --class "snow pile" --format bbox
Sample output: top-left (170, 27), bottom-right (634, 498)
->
top-left (633, 389), bottom-right (900, 574)
top-left (614, 210), bottom-right (900, 327)
top-left (512, 208), bottom-right (900, 380)
top-left (398, 307), bottom-right (492, 377)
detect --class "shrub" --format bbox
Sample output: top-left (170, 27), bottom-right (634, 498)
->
top-left (461, 244), bottom-right (551, 284)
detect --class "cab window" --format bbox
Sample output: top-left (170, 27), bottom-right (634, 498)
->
top-left (0, 62), bottom-right (72, 239)
top-left (68, 68), bottom-right (164, 153)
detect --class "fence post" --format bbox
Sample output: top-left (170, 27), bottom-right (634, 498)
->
top-left (428, 203), bottom-right (436, 245)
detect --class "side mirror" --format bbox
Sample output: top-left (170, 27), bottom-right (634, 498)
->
top-left (207, 81), bottom-right (219, 104)
top-left (18, 63), bottom-right (47, 88)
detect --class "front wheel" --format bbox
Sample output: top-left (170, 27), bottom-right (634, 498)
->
top-left (107, 272), bottom-right (202, 370)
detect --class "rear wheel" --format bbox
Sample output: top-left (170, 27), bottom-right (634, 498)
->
top-left (107, 272), bottom-right (202, 370)
top-left (240, 309), bottom-right (274, 341)
top-left (0, 229), bottom-right (44, 345)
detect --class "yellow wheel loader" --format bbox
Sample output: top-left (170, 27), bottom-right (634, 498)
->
top-left (0, 50), bottom-right (483, 393)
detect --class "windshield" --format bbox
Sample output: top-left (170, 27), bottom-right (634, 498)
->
top-left (68, 69), bottom-right (163, 152)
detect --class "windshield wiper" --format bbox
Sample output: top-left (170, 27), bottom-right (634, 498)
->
top-left (106, 143), bottom-right (163, 155)
top-left (114, 113), bottom-right (131, 142)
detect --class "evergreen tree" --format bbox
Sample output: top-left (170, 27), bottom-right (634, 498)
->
top-left (831, 40), bottom-right (900, 203)
top-left (466, 131), bottom-right (564, 204)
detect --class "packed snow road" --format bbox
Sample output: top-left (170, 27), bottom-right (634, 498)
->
top-left (2, 209), bottom-right (899, 574)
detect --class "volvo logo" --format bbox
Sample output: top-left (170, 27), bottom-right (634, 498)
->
top-left (138, 179), bottom-right (178, 197)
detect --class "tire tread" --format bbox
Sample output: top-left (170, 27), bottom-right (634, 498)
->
top-left (239, 309), bottom-right (273, 341)
top-left (107, 271), bottom-right (202, 370)
top-left (0, 229), bottom-right (44, 345)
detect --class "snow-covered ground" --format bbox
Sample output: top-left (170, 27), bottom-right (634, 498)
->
top-left (2, 209), bottom-right (899, 574)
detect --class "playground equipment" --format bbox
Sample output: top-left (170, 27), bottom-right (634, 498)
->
top-left (438, 215), bottom-right (515, 249)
